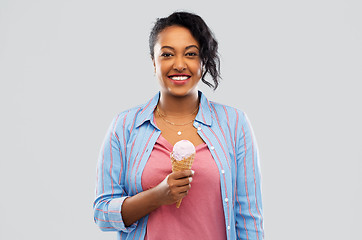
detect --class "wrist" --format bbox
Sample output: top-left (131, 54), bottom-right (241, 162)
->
top-left (149, 183), bottom-right (166, 208)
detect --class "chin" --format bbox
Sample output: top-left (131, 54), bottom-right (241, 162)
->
top-left (165, 86), bottom-right (198, 98)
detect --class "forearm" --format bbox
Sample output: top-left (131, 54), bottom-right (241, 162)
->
top-left (121, 171), bottom-right (193, 227)
top-left (235, 111), bottom-right (264, 239)
top-left (121, 185), bottom-right (163, 227)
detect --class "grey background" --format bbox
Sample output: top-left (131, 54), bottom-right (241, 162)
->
top-left (1, 0), bottom-right (361, 239)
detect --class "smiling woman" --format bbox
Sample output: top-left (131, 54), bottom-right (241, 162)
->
top-left (93, 11), bottom-right (264, 240)
top-left (153, 25), bottom-right (202, 97)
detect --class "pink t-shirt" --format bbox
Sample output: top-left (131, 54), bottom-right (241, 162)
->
top-left (141, 135), bottom-right (227, 240)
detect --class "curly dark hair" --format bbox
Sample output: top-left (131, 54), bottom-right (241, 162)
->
top-left (149, 11), bottom-right (221, 90)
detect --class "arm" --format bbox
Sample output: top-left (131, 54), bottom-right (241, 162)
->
top-left (93, 115), bottom-right (132, 232)
top-left (93, 115), bottom-right (193, 232)
top-left (121, 170), bottom-right (193, 226)
top-left (235, 112), bottom-right (264, 240)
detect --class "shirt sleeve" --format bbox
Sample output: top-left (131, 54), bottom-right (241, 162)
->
top-left (93, 114), bottom-right (137, 233)
top-left (234, 111), bottom-right (264, 240)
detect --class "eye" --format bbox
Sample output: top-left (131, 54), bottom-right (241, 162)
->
top-left (161, 52), bottom-right (173, 57)
top-left (185, 52), bottom-right (198, 57)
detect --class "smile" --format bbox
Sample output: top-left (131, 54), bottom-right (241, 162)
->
top-left (168, 75), bottom-right (191, 81)
top-left (168, 74), bottom-right (191, 85)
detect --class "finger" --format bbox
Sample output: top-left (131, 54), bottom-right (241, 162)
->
top-left (171, 170), bottom-right (194, 180)
top-left (173, 177), bottom-right (192, 187)
top-left (168, 173), bottom-right (192, 186)
top-left (175, 188), bottom-right (191, 200)
top-left (170, 171), bottom-right (189, 179)
top-left (177, 184), bottom-right (191, 194)
top-left (169, 183), bottom-right (190, 197)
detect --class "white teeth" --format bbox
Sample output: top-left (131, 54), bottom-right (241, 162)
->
top-left (170, 76), bottom-right (189, 81)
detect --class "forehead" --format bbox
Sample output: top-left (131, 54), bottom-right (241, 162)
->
top-left (155, 25), bottom-right (199, 48)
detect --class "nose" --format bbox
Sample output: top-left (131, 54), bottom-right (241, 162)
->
top-left (173, 56), bottom-right (186, 72)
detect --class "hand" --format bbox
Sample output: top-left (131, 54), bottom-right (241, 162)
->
top-left (121, 169), bottom-right (194, 226)
top-left (155, 170), bottom-right (194, 206)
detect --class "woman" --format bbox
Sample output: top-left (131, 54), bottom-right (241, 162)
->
top-left (94, 11), bottom-right (264, 240)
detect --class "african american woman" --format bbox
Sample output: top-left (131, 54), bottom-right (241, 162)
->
top-left (94, 11), bottom-right (264, 240)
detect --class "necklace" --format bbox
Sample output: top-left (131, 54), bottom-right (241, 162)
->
top-left (156, 105), bottom-right (199, 119)
top-left (156, 106), bottom-right (198, 136)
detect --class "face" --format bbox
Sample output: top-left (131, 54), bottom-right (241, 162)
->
top-left (153, 25), bottom-right (202, 97)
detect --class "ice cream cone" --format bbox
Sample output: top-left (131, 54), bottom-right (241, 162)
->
top-left (171, 153), bottom-right (195, 208)
top-left (170, 140), bottom-right (196, 208)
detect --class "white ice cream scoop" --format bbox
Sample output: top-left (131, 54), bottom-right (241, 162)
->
top-left (171, 140), bottom-right (196, 161)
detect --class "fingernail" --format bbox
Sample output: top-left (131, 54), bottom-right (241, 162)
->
top-left (191, 170), bottom-right (195, 175)
top-left (189, 177), bottom-right (193, 183)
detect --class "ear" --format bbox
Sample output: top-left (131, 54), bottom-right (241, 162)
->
top-left (152, 59), bottom-right (157, 73)
top-left (152, 59), bottom-right (156, 75)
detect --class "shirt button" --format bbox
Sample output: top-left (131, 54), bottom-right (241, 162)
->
top-left (221, 170), bottom-right (225, 174)
top-left (197, 126), bottom-right (201, 131)
top-left (227, 225), bottom-right (231, 230)
top-left (224, 198), bottom-right (228, 202)
top-left (210, 146), bottom-right (215, 150)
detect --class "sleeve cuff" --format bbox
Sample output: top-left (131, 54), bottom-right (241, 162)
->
top-left (108, 197), bottom-right (138, 232)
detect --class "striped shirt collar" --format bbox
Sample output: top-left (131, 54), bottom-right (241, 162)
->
top-left (135, 91), bottom-right (213, 128)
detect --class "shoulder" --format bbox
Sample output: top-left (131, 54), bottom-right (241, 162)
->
top-left (111, 100), bottom-right (152, 133)
top-left (209, 101), bottom-right (257, 150)
top-left (209, 101), bottom-right (247, 126)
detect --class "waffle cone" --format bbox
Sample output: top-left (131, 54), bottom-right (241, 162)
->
top-left (171, 153), bottom-right (195, 208)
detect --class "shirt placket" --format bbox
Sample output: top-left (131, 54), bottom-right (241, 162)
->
top-left (195, 121), bottom-right (232, 240)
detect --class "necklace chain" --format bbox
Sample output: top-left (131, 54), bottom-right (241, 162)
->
top-left (156, 106), bottom-right (198, 126)
top-left (156, 105), bottom-right (199, 118)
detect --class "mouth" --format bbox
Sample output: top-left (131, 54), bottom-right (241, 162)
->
top-left (168, 74), bottom-right (191, 85)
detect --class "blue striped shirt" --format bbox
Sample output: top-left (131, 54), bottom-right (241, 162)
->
top-left (94, 91), bottom-right (264, 240)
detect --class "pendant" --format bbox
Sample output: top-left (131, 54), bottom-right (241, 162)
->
top-left (177, 131), bottom-right (182, 136)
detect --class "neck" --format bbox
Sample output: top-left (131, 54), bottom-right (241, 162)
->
top-left (158, 90), bottom-right (199, 116)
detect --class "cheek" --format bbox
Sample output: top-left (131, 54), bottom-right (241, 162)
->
top-left (155, 62), bottom-right (170, 85)
top-left (154, 62), bottom-right (163, 77)
top-left (193, 63), bottom-right (202, 76)
top-left (155, 60), bottom-right (169, 75)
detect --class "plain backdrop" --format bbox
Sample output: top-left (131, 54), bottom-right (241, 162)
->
top-left (1, 0), bottom-right (361, 239)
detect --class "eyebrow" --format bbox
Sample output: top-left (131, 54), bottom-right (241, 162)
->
top-left (161, 45), bottom-right (199, 50)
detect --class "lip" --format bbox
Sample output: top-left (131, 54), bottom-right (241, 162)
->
top-left (168, 74), bottom-right (191, 85)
